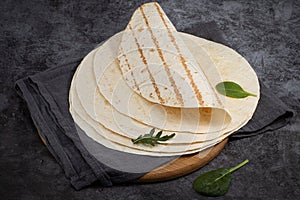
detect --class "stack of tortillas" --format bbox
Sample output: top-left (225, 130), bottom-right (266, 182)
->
top-left (69, 2), bottom-right (259, 156)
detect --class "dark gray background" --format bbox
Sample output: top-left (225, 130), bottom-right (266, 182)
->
top-left (0, 0), bottom-right (299, 199)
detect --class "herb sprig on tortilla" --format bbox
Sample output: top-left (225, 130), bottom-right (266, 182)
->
top-left (132, 128), bottom-right (175, 146)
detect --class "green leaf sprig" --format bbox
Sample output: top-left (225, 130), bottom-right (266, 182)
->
top-left (131, 128), bottom-right (175, 146)
top-left (193, 159), bottom-right (249, 197)
top-left (216, 81), bottom-right (257, 98)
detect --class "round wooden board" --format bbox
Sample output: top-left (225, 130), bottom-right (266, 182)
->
top-left (37, 131), bottom-right (227, 182)
top-left (136, 138), bottom-right (228, 182)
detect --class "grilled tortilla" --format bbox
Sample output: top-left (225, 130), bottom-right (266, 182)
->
top-left (94, 3), bottom-right (231, 133)
top-left (118, 2), bottom-right (223, 108)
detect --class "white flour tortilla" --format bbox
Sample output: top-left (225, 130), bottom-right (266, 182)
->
top-left (70, 32), bottom-right (259, 156)
top-left (118, 2), bottom-right (225, 109)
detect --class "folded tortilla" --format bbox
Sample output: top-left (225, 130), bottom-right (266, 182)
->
top-left (118, 2), bottom-right (223, 109)
top-left (94, 3), bottom-right (232, 133)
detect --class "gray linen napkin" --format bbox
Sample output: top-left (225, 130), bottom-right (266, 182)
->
top-left (15, 22), bottom-right (293, 190)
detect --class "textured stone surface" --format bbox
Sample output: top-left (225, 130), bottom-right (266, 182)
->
top-left (0, 0), bottom-right (299, 199)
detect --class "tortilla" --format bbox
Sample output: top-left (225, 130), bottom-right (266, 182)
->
top-left (69, 2), bottom-right (259, 156)
top-left (93, 3), bottom-right (232, 134)
top-left (70, 33), bottom-right (259, 156)
top-left (118, 2), bottom-right (224, 110)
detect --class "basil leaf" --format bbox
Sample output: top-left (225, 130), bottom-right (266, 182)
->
top-left (193, 159), bottom-right (249, 197)
top-left (216, 81), bottom-right (257, 98)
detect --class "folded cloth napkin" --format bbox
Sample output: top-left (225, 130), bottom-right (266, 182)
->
top-left (15, 22), bottom-right (293, 190)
